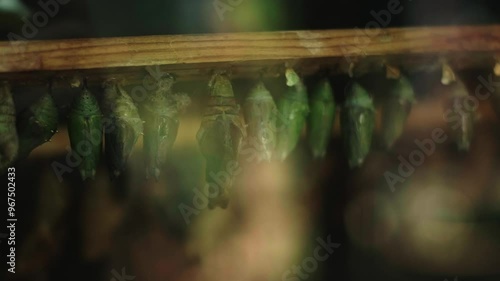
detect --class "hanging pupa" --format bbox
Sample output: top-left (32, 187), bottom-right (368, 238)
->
top-left (341, 82), bottom-right (375, 168)
top-left (307, 78), bottom-right (336, 159)
top-left (68, 84), bottom-right (103, 180)
top-left (142, 75), bottom-right (190, 181)
top-left (17, 86), bottom-right (59, 160)
top-left (275, 69), bottom-right (310, 161)
top-left (197, 73), bottom-right (246, 209)
top-left (0, 82), bottom-right (19, 171)
top-left (243, 81), bottom-right (278, 162)
top-left (102, 79), bottom-right (143, 180)
top-left (487, 63), bottom-right (500, 119)
top-left (445, 78), bottom-right (475, 151)
top-left (380, 75), bottom-right (415, 149)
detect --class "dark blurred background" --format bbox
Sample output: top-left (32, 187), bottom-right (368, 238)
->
top-left (1, 0), bottom-right (500, 39)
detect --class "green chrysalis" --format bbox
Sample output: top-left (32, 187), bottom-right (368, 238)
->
top-left (275, 75), bottom-right (310, 161)
top-left (341, 82), bottom-right (375, 168)
top-left (308, 78), bottom-right (336, 159)
top-left (68, 85), bottom-right (103, 180)
top-left (380, 75), bottom-right (415, 149)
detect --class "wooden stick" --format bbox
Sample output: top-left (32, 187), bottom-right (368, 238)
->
top-left (1, 25), bottom-right (500, 75)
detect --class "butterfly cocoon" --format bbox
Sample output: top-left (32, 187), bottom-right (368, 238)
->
top-left (275, 74), bottom-right (310, 161)
top-left (102, 79), bottom-right (143, 180)
top-left (17, 92), bottom-right (59, 160)
top-left (341, 82), bottom-right (375, 169)
top-left (490, 74), bottom-right (500, 119)
top-left (307, 78), bottom-right (336, 159)
top-left (243, 81), bottom-right (278, 162)
top-left (197, 73), bottom-right (246, 209)
top-left (0, 82), bottom-right (19, 171)
top-left (142, 75), bottom-right (190, 181)
top-left (445, 78), bottom-right (475, 151)
top-left (380, 75), bottom-right (415, 149)
top-left (68, 86), bottom-right (103, 180)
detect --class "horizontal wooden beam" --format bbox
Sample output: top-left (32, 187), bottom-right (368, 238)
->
top-left (1, 25), bottom-right (500, 75)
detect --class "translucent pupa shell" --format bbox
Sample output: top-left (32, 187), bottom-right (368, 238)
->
top-left (142, 76), bottom-right (190, 181)
top-left (17, 91), bottom-right (58, 159)
top-left (102, 79), bottom-right (143, 180)
top-left (243, 81), bottom-right (278, 162)
top-left (197, 73), bottom-right (246, 209)
top-left (0, 82), bottom-right (18, 171)
top-left (446, 78), bottom-right (475, 151)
